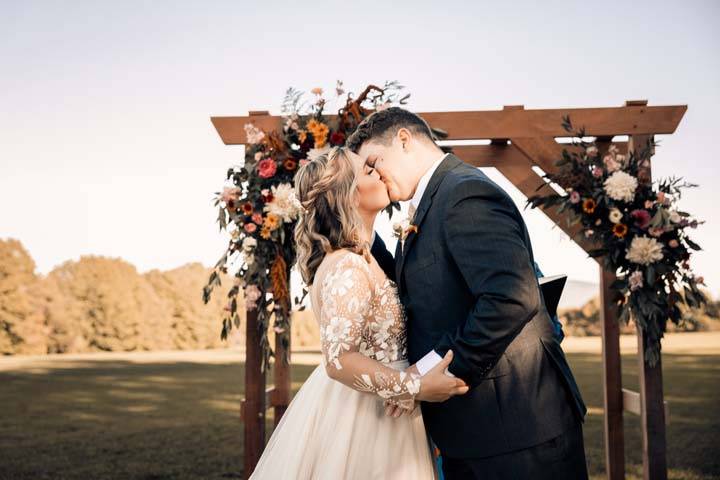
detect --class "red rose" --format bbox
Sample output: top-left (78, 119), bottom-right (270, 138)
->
top-left (258, 158), bottom-right (277, 179)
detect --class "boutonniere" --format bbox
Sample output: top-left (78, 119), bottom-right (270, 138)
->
top-left (392, 216), bottom-right (419, 253)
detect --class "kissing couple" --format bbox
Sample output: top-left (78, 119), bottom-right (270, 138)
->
top-left (249, 107), bottom-right (588, 480)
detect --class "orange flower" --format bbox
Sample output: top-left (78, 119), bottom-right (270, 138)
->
top-left (264, 213), bottom-right (281, 231)
top-left (612, 223), bottom-right (628, 238)
top-left (582, 198), bottom-right (597, 214)
top-left (298, 130), bottom-right (307, 143)
top-left (307, 119), bottom-right (329, 148)
top-left (260, 225), bottom-right (272, 239)
top-left (283, 158), bottom-right (298, 171)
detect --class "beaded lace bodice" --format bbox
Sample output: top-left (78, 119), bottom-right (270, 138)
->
top-left (311, 250), bottom-right (420, 408)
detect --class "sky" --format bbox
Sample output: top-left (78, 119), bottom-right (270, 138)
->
top-left (1, 0), bottom-right (719, 297)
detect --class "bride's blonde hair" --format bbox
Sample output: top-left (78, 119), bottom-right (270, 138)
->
top-left (294, 146), bottom-right (371, 285)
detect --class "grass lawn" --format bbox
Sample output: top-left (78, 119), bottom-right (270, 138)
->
top-left (1, 351), bottom-right (718, 479)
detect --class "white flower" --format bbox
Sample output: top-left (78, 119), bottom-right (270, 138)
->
top-left (243, 123), bottom-right (265, 145)
top-left (242, 237), bottom-right (257, 252)
top-left (325, 316), bottom-right (351, 344)
top-left (307, 145), bottom-right (331, 161)
top-left (608, 208), bottom-right (623, 224)
top-left (626, 236), bottom-right (664, 265)
top-left (328, 269), bottom-right (355, 296)
top-left (604, 171), bottom-right (638, 202)
top-left (263, 183), bottom-right (303, 222)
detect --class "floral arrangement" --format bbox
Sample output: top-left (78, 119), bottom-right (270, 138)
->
top-left (203, 81), bottom-right (409, 370)
top-left (527, 117), bottom-right (706, 365)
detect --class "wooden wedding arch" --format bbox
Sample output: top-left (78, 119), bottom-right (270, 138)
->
top-left (211, 100), bottom-right (686, 480)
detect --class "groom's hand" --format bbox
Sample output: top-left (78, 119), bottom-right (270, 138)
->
top-left (416, 350), bottom-right (469, 402)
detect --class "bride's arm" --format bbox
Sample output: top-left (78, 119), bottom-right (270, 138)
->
top-left (318, 256), bottom-right (421, 409)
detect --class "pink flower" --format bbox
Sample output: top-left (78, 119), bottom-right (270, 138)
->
top-left (644, 200), bottom-right (654, 209)
top-left (299, 159), bottom-right (309, 167)
top-left (245, 284), bottom-right (262, 311)
top-left (274, 326), bottom-right (286, 334)
top-left (630, 209), bottom-right (652, 229)
top-left (656, 192), bottom-right (666, 204)
top-left (254, 151), bottom-right (263, 161)
top-left (649, 227), bottom-right (664, 237)
top-left (603, 154), bottom-right (620, 173)
top-left (629, 271), bottom-right (644, 292)
top-left (221, 187), bottom-right (241, 203)
top-left (592, 167), bottom-right (603, 178)
top-left (258, 158), bottom-right (277, 179)
top-left (584, 229), bottom-right (594, 238)
top-left (570, 191), bottom-right (581, 204)
top-left (252, 213), bottom-right (263, 225)
top-left (668, 239), bottom-right (679, 248)
top-left (244, 223), bottom-right (257, 233)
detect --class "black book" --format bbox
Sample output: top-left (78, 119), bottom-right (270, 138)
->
top-left (538, 274), bottom-right (567, 319)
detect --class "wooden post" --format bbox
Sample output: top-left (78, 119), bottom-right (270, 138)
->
top-left (273, 330), bottom-right (291, 425)
top-left (637, 326), bottom-right (667, 480)
top-left (243, 309), bottom-right (266, 480)
top-left (600, 267), bottom-right (625, 480)
top-left (628, 114), bottom-right (667, 479)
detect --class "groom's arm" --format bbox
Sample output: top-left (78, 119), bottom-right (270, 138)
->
top-left (370, 230), bottom-right (396, 282)
top-left (417, 179), bottom-right (540, 388)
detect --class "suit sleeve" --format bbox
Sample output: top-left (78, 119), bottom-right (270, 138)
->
top-left (433, 179), bottom-right (541, 388)
top-left (370, 231), bottom-right (396, 282)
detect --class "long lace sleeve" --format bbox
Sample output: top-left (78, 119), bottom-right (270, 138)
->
top-left (318, 253), bottom-right (421, 409)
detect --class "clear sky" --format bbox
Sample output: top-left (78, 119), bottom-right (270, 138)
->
top-left (2, 0), bottom-right (718, 296)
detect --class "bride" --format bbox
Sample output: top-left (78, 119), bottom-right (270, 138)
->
top-left (249, 146), bottom-right (469, 479)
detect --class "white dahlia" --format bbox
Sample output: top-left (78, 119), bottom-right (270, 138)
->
top-left (604, 171), bottom-right (638, 202)
top-left (626, 236), bottom-right (664, 265)
top-left (263, 183), bottom-right (302, 222)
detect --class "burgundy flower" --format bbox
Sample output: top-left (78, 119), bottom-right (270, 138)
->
top-left (258, 158), bottom-right (277, 179)
top-left (630, 209), bottom-right (651, 229)
top-left (330, 131), bottom-right (346, 146)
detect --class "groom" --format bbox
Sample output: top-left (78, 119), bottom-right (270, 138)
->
top-left (348, 108), bottom-right (588, 479)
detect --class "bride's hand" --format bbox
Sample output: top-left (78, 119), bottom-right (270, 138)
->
top-left (384, 399), bottom-right (418, 417)
top-left (416, 350), bottom-right (469, 402)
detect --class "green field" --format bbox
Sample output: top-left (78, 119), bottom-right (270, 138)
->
top-left (1, 352), bottom-right (718, 480)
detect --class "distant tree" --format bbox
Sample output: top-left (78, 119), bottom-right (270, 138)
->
top-left (0, 239), bottom-right (47, 354)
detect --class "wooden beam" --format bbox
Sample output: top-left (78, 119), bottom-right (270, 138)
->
top-left (210, 104), bottom-right (687, 145)
top-left (600, 267), bottom-right (625, 480)
top-left (484, 142), bottom-right (598, 256)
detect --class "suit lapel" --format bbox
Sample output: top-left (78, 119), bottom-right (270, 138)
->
top-left (396, 153), bottom-right (463, 290)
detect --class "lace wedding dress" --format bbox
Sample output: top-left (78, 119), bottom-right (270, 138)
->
top-left (249, 250), bottom-right (437, 479)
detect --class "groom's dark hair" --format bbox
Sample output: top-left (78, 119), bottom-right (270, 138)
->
top-left (346, 107), bottom-right (437, 153)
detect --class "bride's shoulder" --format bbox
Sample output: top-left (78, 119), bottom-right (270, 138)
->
top-left (318, 249), bottom-right (371, 279)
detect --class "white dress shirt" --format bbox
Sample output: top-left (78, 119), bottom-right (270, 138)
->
top-left (406, 152), bottom-right (456, 378)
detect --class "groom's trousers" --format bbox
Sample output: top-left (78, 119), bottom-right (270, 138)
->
top-left (440, 419), bottom-right (588, 480)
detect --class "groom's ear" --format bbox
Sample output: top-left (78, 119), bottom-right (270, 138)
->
top-left (397, 128), bottom-right (412, 150)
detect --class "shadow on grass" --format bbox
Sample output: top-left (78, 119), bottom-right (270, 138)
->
top-left (0, 353), bottom-right (717, 479)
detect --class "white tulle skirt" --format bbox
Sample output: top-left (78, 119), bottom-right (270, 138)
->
top-left (249, 359), bottom-right (438, 480)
